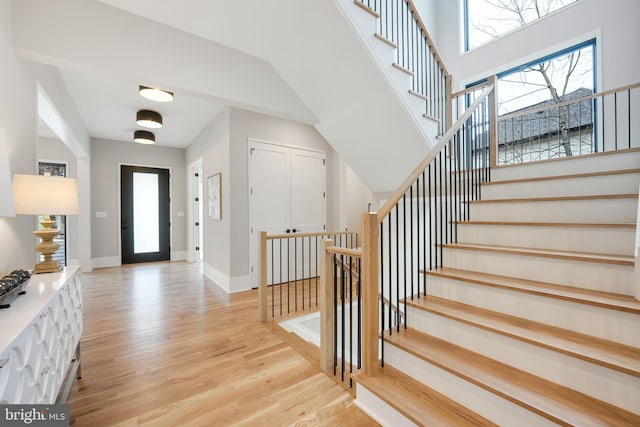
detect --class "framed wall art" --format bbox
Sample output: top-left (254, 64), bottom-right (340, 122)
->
top-left (208, 173), bottom-right (221, 220)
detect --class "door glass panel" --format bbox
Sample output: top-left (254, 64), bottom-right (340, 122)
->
top-left (133, 172), bottom-right (159, 253)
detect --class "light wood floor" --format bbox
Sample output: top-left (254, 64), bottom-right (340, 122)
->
top-left (68, 261), bottom-right (375, 426)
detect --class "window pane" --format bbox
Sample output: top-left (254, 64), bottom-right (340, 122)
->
top-left (498, 43), bottom-right (594, 114)
top-left (466, 0), bottom-right (579, 50)
top-left (133, 172), bottom-right (159, 253)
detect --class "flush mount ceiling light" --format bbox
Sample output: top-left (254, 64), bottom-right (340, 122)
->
top-left (139, 85), bottom-right (174, 103)
top-left (136, 109), bottom-right (163, 129)
top-left (134, 130), bottom-right (155, 144)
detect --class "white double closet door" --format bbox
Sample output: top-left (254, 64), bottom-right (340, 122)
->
top-left (249, 140), bottom-right (326, 288)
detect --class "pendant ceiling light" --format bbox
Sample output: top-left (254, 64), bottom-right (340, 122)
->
top-left (139, 85), bottom-right (174, 103)
top-left (134, 130), bottom-right (155, 144)
top-left (136, 109), bottom-right (163, 129)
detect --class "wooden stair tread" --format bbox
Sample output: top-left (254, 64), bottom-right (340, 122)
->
top-left (470, 193), bottom-right (638, 203)
top-left (406, 294), bottom-right (640, 377)
top-left (353, 366), bottom-right (497, 427)
top-left (454, 220), bottom-right (635, 229)
top-left (492, 147), bottom-right (640, 171)
top-left (422, 267), bottom-right (640, 314)
top-left (441, 242), bottom-right (635, 266)
top-left (482, 168), bottom-right (640, 186)
top-left (385, 328), bottom-right (640, 426)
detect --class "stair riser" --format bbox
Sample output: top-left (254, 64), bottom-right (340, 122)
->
top-left (426, 275), bottom-right (640, 347)
top-left (407, 308), bottom-right (640, 413)
top-left (470, 198), bottom-right (637, 223)
top-left (482, 172), bottom-right (640, 199)
top-left (384, 343), bottom-right (557, 426)
top-left (456, 224), bottom-right (635, 256)
top-left (442, 247), bottom-right (635, 295)
top-left (354, 385), bottom-right (418, 427)
top-left (491, 151), bottom-right (640, 181)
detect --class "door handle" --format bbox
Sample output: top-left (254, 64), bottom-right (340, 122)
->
top-left (292, 229), bottom-right (298, 233)
top-left (285, 229), bottom-right (291, 233)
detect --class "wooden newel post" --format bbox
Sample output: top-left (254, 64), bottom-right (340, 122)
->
top-left (320, 239), bottom-right (335, 373)
top-left (488, 75), bottom-right (498, 168)
top-left (259, 231), bottom-right (268, 322)
top-left (361, 212), bottom-right (380, 376)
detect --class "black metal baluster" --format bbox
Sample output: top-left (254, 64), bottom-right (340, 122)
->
top-left (333, 254), bottom-right (337, 376)
top-left (341, 254), bottom-right (345, 383)
top-left (294, 237), bottom-right (298, 313)
top-left (349, 255), bottom-right (353, 387)
top-left (315, 236), bottom-right (319, 306)
top-left (394, 204), bottom-right (398, 334)
top-left (380, 221), bottom-right (385, 367)
top-left (271, 239), bottom-right (275, 318)
top-left (357, 257), bottom-right (362, 370)
top-left (287, 237), bottom-right (291, 314)
top-left (279, 239), bottom-right (283, 316)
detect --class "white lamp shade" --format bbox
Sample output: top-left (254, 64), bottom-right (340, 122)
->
top-left (13, 174), bottom-right (79, 215)
top-left (0, 129), bottom-right (15, 217)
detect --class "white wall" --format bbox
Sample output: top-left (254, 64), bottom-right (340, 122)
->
top-left (186, 106), bottom-right (372, 293)
top-left (90, 138), bottom-right (187, 267)
top-left (435, 0), bottom-right (640, 91)
top-left (0, 0), bottom-right (36, 275)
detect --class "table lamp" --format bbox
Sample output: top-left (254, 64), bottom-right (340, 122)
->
top-left (12, 174), bottom-right (79, 274)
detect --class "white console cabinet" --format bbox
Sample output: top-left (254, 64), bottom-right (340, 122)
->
top-left (0, 266), bottom-right (82, 404)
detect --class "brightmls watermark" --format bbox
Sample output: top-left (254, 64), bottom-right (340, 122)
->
top-left (0, 405), bottom-right (68, 426)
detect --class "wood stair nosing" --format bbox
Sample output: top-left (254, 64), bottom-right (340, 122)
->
top-left (353, 0), bottom-right (380, 18)
top-left (481, 167), bottom-right (640, 186)
top-left (373, 32), bottom-right (397, 49)
top-left (405, 295), bottom-right (640, 378)
top-left (470, 193), bottom-right (638, 204)
top-left (492, 147), bottom-right (640, 172)
top-left (440, 242), bottom-right (635, 267)
top-left (392, 62), bottom-right (413, 76)
top-left (353, 365), bottom-right (498, 427)
top-left (408, 89), bottom-right (427, 101)
top-left (453, 220), bottom-right (636, 229)
top-left (385, 328), bottom-right (640, 426)
top-left (421, 267), bottom-right (640, 314)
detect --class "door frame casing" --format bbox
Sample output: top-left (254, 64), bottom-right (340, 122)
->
top-left (247, 138), bottom-right (327, 290)
top-left (118, 162), bottom-right (173, 264)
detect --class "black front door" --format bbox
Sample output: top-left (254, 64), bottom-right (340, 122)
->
top-left (121, 165), bottom-right (170, 264)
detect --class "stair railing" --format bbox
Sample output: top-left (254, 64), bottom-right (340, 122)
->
top-left (320, 241), bottom-right (362, 387)
top-left (357, 0), bottom-right (452, 133)
top-left (319, 84), bottom-right (495, 382)
top-left (258, 230), bottom-right (359, 321)
top-left (360, 83), bottom-right (495, 374)
top-left (496, 82), bottom-right (640, 165)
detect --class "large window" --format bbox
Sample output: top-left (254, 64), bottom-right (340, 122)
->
top-left (495, 39), bottom-right (596, 163)
top-left (465, 0), bottom-right (580, 51)
top-left (497, 39), bottom-right (595, 114)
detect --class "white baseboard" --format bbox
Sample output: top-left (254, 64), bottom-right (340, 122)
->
top-left (171, 251), bottom-right (187, 261)
top-left (92, 256), bottom-right (121, 269)
top-left (203, 262), bottom-right (251, 294)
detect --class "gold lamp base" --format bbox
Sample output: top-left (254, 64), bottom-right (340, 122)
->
top-left (32, 216), bottom-right (62, 274)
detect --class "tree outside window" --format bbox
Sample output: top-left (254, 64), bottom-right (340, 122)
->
top-left (465, 0), bottom-right (580, 51)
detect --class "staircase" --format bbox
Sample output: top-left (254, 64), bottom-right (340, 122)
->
top-left (353, 149), bottom-right (640, 426)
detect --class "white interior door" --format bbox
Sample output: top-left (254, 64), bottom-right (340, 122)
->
top-left (249, 141), bottom-right (326, 288)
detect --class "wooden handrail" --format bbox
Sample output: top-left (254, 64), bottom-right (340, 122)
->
top-left (326, 246), bottom-right (362, 258)
top-left (499, 82), bottom-right (640, 121)
top-left (377, 84), bottom-right (495, 221)
top-left (266, 230), bottom-right (357, 240)
top-left (404, 0), bottom-right (449, 77)
top-left (451, 80), bottom-right (493, 99)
